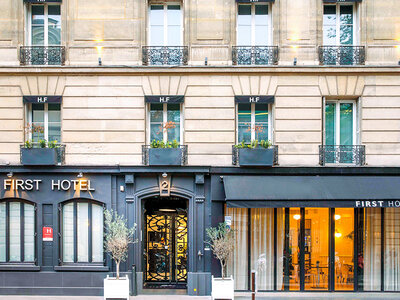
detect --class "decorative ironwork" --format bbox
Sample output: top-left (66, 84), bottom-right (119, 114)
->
top-left (232, 46), bottom-right (279, 65)
top-left (318, 46), bottom-right (365, 66)
top-left (20, 46), bottom-right (66, 66)
top-left (142, 145), bottom-right (188, 166)
top-left (145, 213), bottom-right (187, 284)
top-left (319, 145), bottom-right (365, 166)
top-left (232, 145), bottom-right (279, 166)
top-left (142, 46), bottom-right (188, 66)
top-left (19, 144), bottom-right (65, 165)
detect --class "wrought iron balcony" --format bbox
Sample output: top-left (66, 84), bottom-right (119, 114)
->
top-left (142, 46), bottom-right (188, 66)
top-left (142, 145), bottom-right (188, 166)
top-left (20, 46), bottom-right (66, 66)
top-left (232, 145), bottom-right (279, 166)
top-left (318, 46), bottom-right (365, 66)
top-left (20, 144), bottom-right (65, 166)
top-left (319, 145), bottom-right (365, 166)
top-left (232, 46), bottom-right (279, 65)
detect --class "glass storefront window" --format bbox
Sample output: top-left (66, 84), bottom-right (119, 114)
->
top-left (287, 208), bottom-right (300, 291)
top-left (384, 208), bottom-right (400, 291)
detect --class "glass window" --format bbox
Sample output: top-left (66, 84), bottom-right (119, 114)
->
top-left (149, 103), bottom-right (181, 143)
top-left (0, 201), bottom-right (36, 263)
top-left (237, 4), bottom-right (270, 46)
top-left (28, 103), bottom-right (61, 144)
top-left (30, 4), bottom-right (61, 46)
top-left (323, 4), bottom-right (354, 45)
top-left (238, 103), bottom-right (270, 144)
top-left (62, 201), bottom-right (104, 264)
top-left (150, 4), bottom-right (182, 46)
top-left (384, 208), bottom-right (400, 291)
top-left (287, 208), bottom-right (300, 291)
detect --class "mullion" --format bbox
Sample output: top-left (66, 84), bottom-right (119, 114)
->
top-left (5, 202), bottom-right (9, 262)
top-left (283, 208), bottom-right (289, 290)
top-left (273, 208), bottom-right (277, 291)
top-left (381, 208), bottom-right (385, 291)
top-left (73, 202), bottom-right (78, 263)
top-left (329, 207), bottom-right (335, 291)
top-left (299, 208), bottom-right (305, 291)
top-left (20, 203), bottom-right (25, 263)
top-left (247, 208), bottom-right (251, 291)
top-left (353, 208), bottom-right (358, 292)
top-left (88, 203), bottom-right (92, 263)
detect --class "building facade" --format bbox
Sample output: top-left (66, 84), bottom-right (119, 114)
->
top-left (0, 0), bottom-right (400, 296)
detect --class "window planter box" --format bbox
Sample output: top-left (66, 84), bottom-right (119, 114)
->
top-left (104, 275), bottom-right (130, 300)
top-left (20, 148), bottom-right (58, 166)
top-left (142, 145), bottom-right (188, 166)
top-left (232, 146), bottom-right (278, 167)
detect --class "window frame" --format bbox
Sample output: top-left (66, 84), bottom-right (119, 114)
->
top-left (236, 102), bottom-right (273, 144)
top-left (324, 99), bottom-right (357, 146)
top-left (26, 3), bottom-right (62, 47)
top-left (147, 102), bottom-right (184, 144)
top-left (59, 200), bottom-right (105, 266)
top-left (148, 2), bottom-right (183, 46)
top-left (236, 3), bottom-right (271, 46)
top-left (25, 102), bottom-right (62, 143)
top-left (323, 3), bottom-right (358, 46)
top-left (0, 200), bottom-right (37, 265)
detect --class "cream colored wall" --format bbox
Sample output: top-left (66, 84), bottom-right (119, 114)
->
top-left (0, 70), bottom-right (399, 167)
top-left (1, 0), bottom-right (400, 65)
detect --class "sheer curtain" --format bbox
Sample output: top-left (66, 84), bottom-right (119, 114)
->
top-left (91, 204), bottom-right (104, 262)
top-left (276, 208), bottom-right (284, 290)
top-left (0, 203), bottom-right (5, 262)
top-left (24, 204), bottom-right (35, 262)
top-left (226, 208), bottom-right (248, 290)
top-left (385, 208), bottom-right (400, 291)
top-left (251, 208), bottom-right (273, 291)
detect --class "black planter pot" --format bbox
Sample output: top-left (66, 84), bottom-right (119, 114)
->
top-left (21, 148), bottom-right (58, 166)
top-left (238, 148), bottom-right (274, 166)
top-left (148, 148), bottom-right (183, 166)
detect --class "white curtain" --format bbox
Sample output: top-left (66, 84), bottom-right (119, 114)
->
top-left (363, 208), bottom-right (381, 291)
top-left (0, 203), bottom-right (5, 262)
top-left (77, 203), bottom-right (89, 262)
top-left (24, 204), bottom-right (35, 262)
top-left (251, 208), bottom-right (273, 290)
top-left (63, 203), bottom-right (74, 262)
top-left (385, 208), bottom-right (400, 291)
top-left (276, 208), bottom-right (284, 290)
top-left (226, 208), bottom-right (248, 290)
top-left (91, 204), bottom-right (104, 262)
top-left (9, 202), bottom-right (20, 261)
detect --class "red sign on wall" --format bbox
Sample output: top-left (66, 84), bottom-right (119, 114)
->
top-left (43, 227), bottom-right (53, 241)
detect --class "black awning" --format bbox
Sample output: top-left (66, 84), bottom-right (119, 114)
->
top-left (23, 96), bottom-right (62, 104)
top-left (223, 176), bottom-right (400, 208)
top-left (237, 0), bottom-right (274, 2)
top-left (235, 96), bottom-right (274, 104)
top-left (145, 95), bottom-right (184, 104)
top-left (24, 0), bottom-right (62, 2)
top-left (323, 0), bottom-right (361, 3)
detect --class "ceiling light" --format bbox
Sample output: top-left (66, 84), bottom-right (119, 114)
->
top-left (159, 208), bottom-right (176, 212)
top-left (335, 231), bottom-right (342, 238)
top-left (334, 214), bottom-right (341, 220)
top-left (293, 214), bottom-right (301, 220)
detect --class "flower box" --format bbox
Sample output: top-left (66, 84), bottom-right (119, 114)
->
top-left (20, 148), bottom-right (58, 166)
top-left (148, 148), bottom-right (183, 166)
top-left (103, 275), bottom-right (130, 300)
top-left (238, 147), bottom-right (274, 167)
top-left (211, 275), bottom-right (234, 300)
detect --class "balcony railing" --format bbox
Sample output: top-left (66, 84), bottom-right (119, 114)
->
top-left (20, 144), bottom-right (65, 166)
top-left (318, 46), bottom-right (365, 66)
top-left (319, 145), bottom-right (365, 166)
top-left (142, 145), bottom-right (188, 166)
top-left (142, 46), bottom-right (188, 66)
top-left (232, 46), bottom-right (279, 65)
top-left (20, 46), bottom-right (66, 66)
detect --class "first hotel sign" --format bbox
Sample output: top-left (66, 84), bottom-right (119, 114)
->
top-left (3, 179), bottom-right (95, 192)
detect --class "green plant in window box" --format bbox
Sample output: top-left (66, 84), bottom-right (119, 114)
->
top-left (38, 139), bottom-right (47, 148)
top-left (150, 139), bottom-right (180, 149)
top-left (24, 140), bottom-right (33, 149)
top-left (234, 139), bottom-right (272, 149)
top-left (48, 140), bottom-right (59, 149)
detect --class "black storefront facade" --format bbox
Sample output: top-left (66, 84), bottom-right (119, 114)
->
top-left (1, 166), bottom-right (400, 296)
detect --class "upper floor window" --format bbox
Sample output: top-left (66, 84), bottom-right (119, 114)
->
top-left (28, 4), bottom-right (61, 46)
top-left (323, 4), bottom-right (355, 45)
top-left (238, 103), bottom-right (271, 143)
top-left (26, 103), bottom-right (61, 144)
top-left (149, 4), bottom-right (182, 46)
top-left (149, 103), bottom-right (182, 144)
top-left (237, 4), bottom-right (270, 46)
top-left (0, 201), bottom-right (36, 263)
top-left (61, 201), bottom-right (104, 264)
top-left (325, 100), bottom-right (356, 146)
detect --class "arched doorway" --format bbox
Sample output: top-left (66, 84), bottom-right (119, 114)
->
top-left (143, 196), bottom-right (188, 289)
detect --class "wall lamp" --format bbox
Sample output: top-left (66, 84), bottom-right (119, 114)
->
top-left (7, 172), bottom-right (13, 178)
top-left (77, 172), bottom-right (83, 178)
top-left (293, 57), bottom-right (297, 66)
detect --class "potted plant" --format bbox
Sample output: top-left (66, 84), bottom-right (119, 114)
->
top-left (234, 139), bottom-right (275, 166)
top-left (104, 209), bottom-right (137, 300)
top-left (148, 139), bottom-right (183, 166)
top-left (206, 222), bottom-right (235, 300)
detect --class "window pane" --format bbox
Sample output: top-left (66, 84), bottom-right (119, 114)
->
top-left (167, 4), bottom-right (181, 46)
top-left (325, 103), bottom-right (336, 145)
top-left (340, 103), bottom-right (353, 146)
top-left (91, 204), bottom-right (103, 263)
top-left (150, 5), bottom-right (164, 45)
top-left (323, 6), bottom-right (336, 45)
top-left (255, 103), bottom-right (268, 141)
top-left (339, 4), bottom-right (354, 45)
top-left (288, 208), bottom-right (300, 291)
top-left (32, 5), bottom-right (45, 46)
top-left (63, 203), bottom-right (74, 262)
top-left (238, 103), bottom-right (251, 143)
top-left (255, 6), bottom-right (269, 46)
top-left (150, 103), bottom-right (163, 141)
top-left (48, 5), bottom-right (61, 45)
top-left (167, 104), bottom-right (180, 142)
top-left (0, 203), bottom-right (5, 262)
top-left (167, 26), bottom-right (181, 46)
top-left (276, 208), bottom-right (285, 290)
top-left (251, 208), bottom-right (274, 290)
top-left (255, 5), bottom-right (268, 16)
top-left (31, 104), bottom-right (45, 143)
top-left (48, 103), bottom-right (61, 142)
top-left (9, 202), bottom-right (21, 262)
top-left (226, 208), bottom-right (248, 290)
top-left (23, 204), bottom-right (35, 262)
top-left (238, 5), bottom-right (251, 46)
top-left (384, 208), bottom-right (400, 291)
top-left (77, 203), bottom-right (89, 262)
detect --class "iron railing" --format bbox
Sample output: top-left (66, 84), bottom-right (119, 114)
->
top-left (20, 144), bottom-right (66, 165)
top-left (142, 46), bottom-right (188, 66)
top-left (232, 145), bottom-right (279, 166)
top-left (20, 46), bottom-right (66, 66)
top-left (319, 145), bottom-right (365, 166)
top-left (318, 46), bottom-right (365, 66)
top-left (142, 145), bottom-right (188, 166)
top-left (232, 46), bottom-right (279, 65)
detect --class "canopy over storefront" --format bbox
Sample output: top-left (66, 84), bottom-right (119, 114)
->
top-left (223, 175), bottom-right (400, 208)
